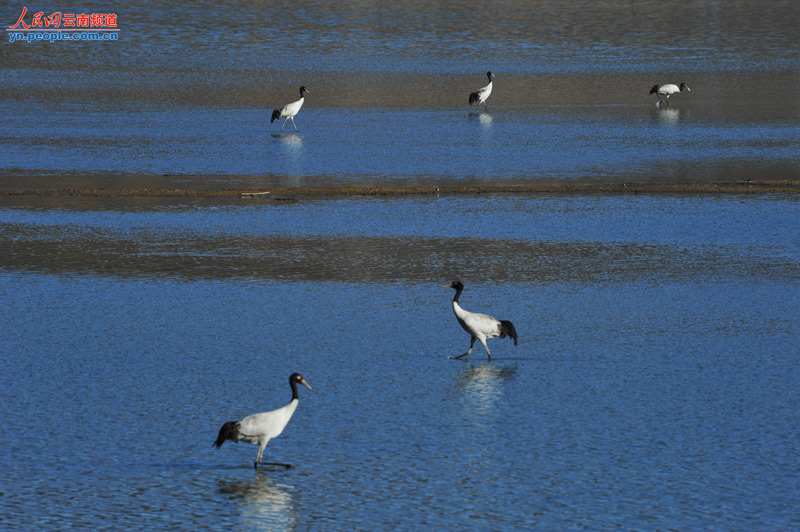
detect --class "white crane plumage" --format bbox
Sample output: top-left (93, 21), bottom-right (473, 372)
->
top-left (271, 86), bottom-right (310, 131)
top-left (214, 373), bottom-right (312, 469)
top-left (649, 82), bottom-right (690, 106)
top-left (446, 280), bottom-right (517, 360)
top-left (469, 71), bottom-right (495, 111)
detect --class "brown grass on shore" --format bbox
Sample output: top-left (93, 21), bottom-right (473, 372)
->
top-left (3, 180), bottom-right (800, 199)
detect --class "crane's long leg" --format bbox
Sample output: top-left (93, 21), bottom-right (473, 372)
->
top-left (478, 337), bottom-right (492, 360)
top-left (281, 117), bottom-right (288, 131)
top-left (455, 336), bottom-right (476, 359)
top-left (254, 439), bottom-right (291, 469)
top-left (290, 117), bottom-right (298, 131)
top-left (254, 439), bottom-right (269, 469)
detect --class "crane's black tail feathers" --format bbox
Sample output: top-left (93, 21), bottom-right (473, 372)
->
top-left (469, 92), bottom-right (480, 105)
top-left (499, 320), bottom-right (518, 345)
top-left (213, 421), bottom-right (241, 449)
top-left (649, 85), bottom-right (660, 95)
top-left (270, 109), bottom-right (281, 123)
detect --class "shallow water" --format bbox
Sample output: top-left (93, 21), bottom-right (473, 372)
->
top-left (2, 194), bottom-right (799, 282)
top-left (2, 0), bottom-right (800, 530)
top-left (3, 103), bottom-right (798, 184)
top-left (2, 0), bottom-right (799, 185)
top-left (2, 195), bottom-right (799, 530)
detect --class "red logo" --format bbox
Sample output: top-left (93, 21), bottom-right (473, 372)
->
top-left (7, 7), bottom-right (120, 42)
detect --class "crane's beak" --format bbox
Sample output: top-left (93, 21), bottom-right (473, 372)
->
top-left (443, 282), bottom-right (453, 288)
top-left (300, 378), bottom-right (312, 390)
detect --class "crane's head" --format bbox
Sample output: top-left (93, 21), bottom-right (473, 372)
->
top-left (299, 86), bottom-right (310, 96)
top-left (290, 373), bottom-right (313, 390)
top-left (444, 280), bottom-right (464, 291)
top-left (487, 71), bottom-right (495, 80)
top-left (679, 82), bottom-right (690, 92)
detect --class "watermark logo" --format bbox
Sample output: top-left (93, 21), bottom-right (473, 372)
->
top-left (7, 7), bottom-right (119, 42)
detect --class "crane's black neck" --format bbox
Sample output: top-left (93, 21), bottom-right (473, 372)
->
top-left (452, 284), bottom-right (464, 304)
top-left (289, 376), bottom-right (300, 401)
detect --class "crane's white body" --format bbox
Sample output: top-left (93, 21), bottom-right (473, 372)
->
top-left (236, 399), bottom-right (299, 463)
top-left (650, 82), bottom-right (690, 106)
top-left (446, 280), bottom-right (517, 360)
top-left (655, 84), bottom-right (681, 96)
top-left (214, 373), bottom-right (311, 469)
top-left (453, 300), bottom-right (504, 357)
top-left (275, 98), bottom-right (304, 127)
top-left (271, 86), bottom-right (309, 131)
top-left (471, 81), bottom-right (493, 106)
top-left (469, 71), bottom-right (495, 110)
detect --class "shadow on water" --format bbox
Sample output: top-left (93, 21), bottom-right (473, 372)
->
top-left (467, 110), bottom-right (492, 120)
top-left (217, 471), bottom-right (297, 531)
top-left (455, 363), bottom-right (518, 414)
top-left (466, 111), bottom-right (494, 134)
top-left (270, 133), bottom-right (304, 156)
top-left (656, 107), bottom-right (681, 126)
top-left (270, 133), bottom-right (304, 145)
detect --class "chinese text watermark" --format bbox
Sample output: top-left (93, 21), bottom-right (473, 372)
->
top-left (7, 7), bottom-right (119, 43)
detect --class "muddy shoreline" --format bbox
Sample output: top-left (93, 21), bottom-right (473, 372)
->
top-left (3, 179), bottom-right (799, 202)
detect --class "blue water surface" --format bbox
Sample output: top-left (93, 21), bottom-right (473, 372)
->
top-left (2, 0), bottom-right (799, 529)
top-left (2, 103), bottom-right (798, 181)
top-left (2, 194), bottom-right (799, 530)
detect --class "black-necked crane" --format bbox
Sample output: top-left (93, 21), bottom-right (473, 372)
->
top-left (214, 373), bottom-right (312, 469)
top-left (469, 71), bottom-right (495, 111)
top-left (445, 280), bottom-right (517, 360)
top-left (271, 86), bottom-right (310, 131)
top-left (649, 82), bottom-right (690, 106)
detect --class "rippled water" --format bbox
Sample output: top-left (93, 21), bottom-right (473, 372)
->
top-left (2, 195), bottom-right (799, 282)
top-left (2, 195), bottom-right (799, 530)
top-left (2, 0), bottom-right (800, 530)
top-left (2, 0), bottom-right (799, 185)
top-left (3, 104), bottom-right (798, 183)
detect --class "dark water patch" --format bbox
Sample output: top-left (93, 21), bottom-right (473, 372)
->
top-left (3, 180), bottom-right (800, 200)
top-left (2, 228), bottom-right (797, 283)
